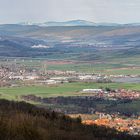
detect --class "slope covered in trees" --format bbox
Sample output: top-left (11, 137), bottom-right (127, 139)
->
top-left (0, 99), bottom-right (139, 140)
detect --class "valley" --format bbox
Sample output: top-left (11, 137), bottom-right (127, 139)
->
top-left (0, 23), bottom-right (140, 137)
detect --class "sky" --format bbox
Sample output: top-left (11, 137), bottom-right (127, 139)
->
top-left (0, 0), bottom-right (140, 24)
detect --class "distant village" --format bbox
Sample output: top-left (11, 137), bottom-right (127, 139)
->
top-left (0, 62), bottom-right (139, 87)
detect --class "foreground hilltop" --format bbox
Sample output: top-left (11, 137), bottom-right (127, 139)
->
top-left (0, 99), bottom-right (139, 140)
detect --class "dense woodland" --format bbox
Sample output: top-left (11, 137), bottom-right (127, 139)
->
top-left (22, 95), bottom-right (140, 115)
top-left (0, 99), bottom-right (139, 140)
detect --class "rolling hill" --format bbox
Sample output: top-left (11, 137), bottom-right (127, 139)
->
top-left (0, 23), bottom-right (140, 59)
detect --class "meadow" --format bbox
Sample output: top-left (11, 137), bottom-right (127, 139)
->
top-left (0, 82), bottom-right (140, 100)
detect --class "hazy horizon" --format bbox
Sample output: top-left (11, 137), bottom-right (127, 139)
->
top-left (1, 0), bottom-right (140, 24)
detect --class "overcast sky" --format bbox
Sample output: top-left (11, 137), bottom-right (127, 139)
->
top-left (0, 0), bottom-right (140, 24)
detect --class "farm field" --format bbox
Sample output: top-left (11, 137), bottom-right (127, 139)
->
top-left (47, 63), bottom-right (140, 75)
top-left (45, 57), bottom-right (140, 75)
top-left (0, 82), bottom-right (140, 100)
top-left (1, 56), bottom-right (140, 75)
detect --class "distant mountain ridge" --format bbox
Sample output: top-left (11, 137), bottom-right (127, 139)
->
top-left (19, 20), bottom-right (140, 27)
top-left (19, 20), bottom-right (121, 27)
top-left (19, 20), bottom-right (94, 26)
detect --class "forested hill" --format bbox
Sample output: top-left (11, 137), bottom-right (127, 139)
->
top-left (0, 99), bottom-right (139, 140)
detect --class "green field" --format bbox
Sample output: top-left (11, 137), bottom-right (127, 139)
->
top-left (0, 82), bottom-right (140, 100)
top-left (1, 56), bottom-right (140, 75)
top-left (46, 63), bottom-right (140, 75)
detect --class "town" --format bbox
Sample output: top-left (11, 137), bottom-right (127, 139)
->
top-left (0, 60), bottom-right (140, 87)
top-left (83, 112), bottom-right (140, 136)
